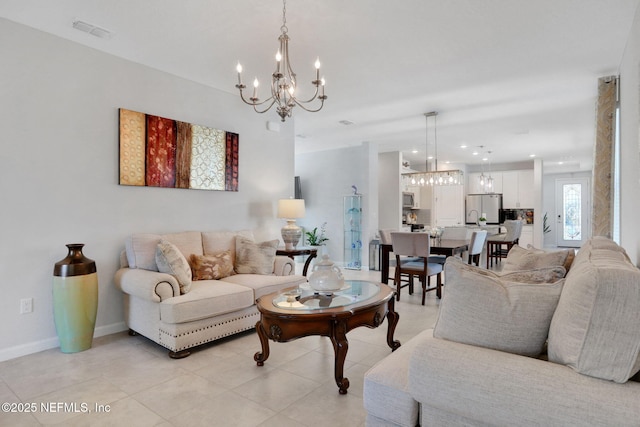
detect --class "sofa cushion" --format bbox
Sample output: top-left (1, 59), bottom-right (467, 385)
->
top-left (126, 231), bottom-right (203, 271)
top-left (235, 236), bottom-right (279, 274)
top-left (434, 257), bottom-right (564, 356)
top-left (548, 240), bottom-right (640, 383)
top-left (159, 280), bottom-right (254, 324)
top-left (221, 274), bottom-right (307, 299)
top-left (156, 240), bottom-right (192, 294)
top-left (363, 329), bottom-right (426, 427)
top-left (502, 244), bottom-right (571, 273)
top-left (202, 230), bottom-right (254, 265)
top-left (499, 266), bottom-right (566, 283)
top-left (126, 233), bottom-right (161, 271)
top-left (189, 251), bottom-right (235, 280)
top-left (161, 231), bottom-right (203, 258)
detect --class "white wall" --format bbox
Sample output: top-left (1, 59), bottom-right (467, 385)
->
top-left (0, 19), bottom-right (295, 361)
top-left (378, 152), bottom-right (402, 231)
top-left (295, 144), bottom-right (377, 268)
top-left (618, 5), bottom-right (640, 266)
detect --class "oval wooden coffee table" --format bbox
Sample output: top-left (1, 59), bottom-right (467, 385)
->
top-left (254, 280), bottom-right (400, 394)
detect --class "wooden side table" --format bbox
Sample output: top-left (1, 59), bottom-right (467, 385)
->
top-left (276, 247), bottom-right (318, 276)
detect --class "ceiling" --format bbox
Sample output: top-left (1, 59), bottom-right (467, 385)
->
top-left (2, 0), bottom-right (638, 173)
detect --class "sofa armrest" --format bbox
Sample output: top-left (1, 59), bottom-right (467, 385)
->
top-left (114, 268), bottom-right (180, 302)
top-left (409, 331), bottom-right (640, 426)
top-left (273, 255), bottom-right (295, 276)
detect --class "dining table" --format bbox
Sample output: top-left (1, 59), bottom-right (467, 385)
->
top-left (380, 238), bottom-right (469, 285)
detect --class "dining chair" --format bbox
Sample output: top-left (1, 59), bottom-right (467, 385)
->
top-left (486, 220), bottom-right (523, 268)
top-left (380, 229), bottom-right (414, 291)
top-left (390, 232), bottom-right (443, 304)
top-left (467, 230), bottom-right (488, 266)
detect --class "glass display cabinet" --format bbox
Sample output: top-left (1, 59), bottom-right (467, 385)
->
top-left (344, 194), bottom-right (362, 270)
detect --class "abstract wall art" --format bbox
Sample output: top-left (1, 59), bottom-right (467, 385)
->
top-left (119, 108), bottom-right (239, 191)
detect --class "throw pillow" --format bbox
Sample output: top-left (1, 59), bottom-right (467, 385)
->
top-left (445, 257), bottom-right (565, 284)
top-left (548, 242), bottom-right (640, 383)
top-left (499, 266), bottom-right (566, 283)
top-left (434, 257), bottom-right (564, 357)
top-left (156, 240), bottom-right (192, 294)
top-left (188, 251), bottom-right (235, 280)
top-left (502, 245), bottom-right (570, 273)
top-left (563, 249), bottom-right (576, 272)
top-left (235, 236), bottom-right (279, 275)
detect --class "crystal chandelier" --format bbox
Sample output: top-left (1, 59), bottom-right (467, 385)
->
top-left (235, 0), bottom-right (327, 122)
top-left (402, 112), bottom-right (464, 186)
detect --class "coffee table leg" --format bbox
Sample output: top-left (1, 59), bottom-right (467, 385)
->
top-left (330, 320), bottom-right (350, 394)
top-left (254, 320), bottom-right (270, 366)
top-left (386, 297), bottom-right (401, 351)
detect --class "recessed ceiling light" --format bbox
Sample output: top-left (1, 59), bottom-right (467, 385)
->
top-left (412, 150), bottom-right (418, 154)
top-left (339, 120), bottom-right (354, 126)
top-left (558, 161), bottom-right (564, 165)
top-left (460, 145), bottom-right (467, 149)
top-left (472, 151), bottom-right (479, 156)
top-left (445, 161), bottom-right (451, 164)
top-left (529, 154), bottom-right (536, 158)
top-left (427, 156), bottom-right (434, 160)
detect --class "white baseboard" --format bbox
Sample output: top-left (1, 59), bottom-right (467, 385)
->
top-left (0, 321), bottom-right (128, 363)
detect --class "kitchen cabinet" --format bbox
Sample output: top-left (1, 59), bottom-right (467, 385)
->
top-left (517, 170), bottom-right (534, 208)
top-left (406, 185), bottom-right (421, 209)
top-left (419, 185), bottom-right (433, 209)
top-left (467, 173), bottom-right (484, 194)
top-left (519, 224), bottom-right (533, 248)
top-left (502, 170), bottom-right (534, 208)
top-left (433, 185), bottom-right (464, 226)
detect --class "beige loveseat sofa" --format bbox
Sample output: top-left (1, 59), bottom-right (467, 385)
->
top-left (364, 237), bottom-right (640, 426)
top-left (115, 230), bottom-right (307, 358)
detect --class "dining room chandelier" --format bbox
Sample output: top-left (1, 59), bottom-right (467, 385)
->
top-left (234, 0), bottom-right (327, 122)
top-left (402, 112), bottom-right (464, 186)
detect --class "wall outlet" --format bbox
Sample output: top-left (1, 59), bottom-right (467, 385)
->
top-left (20, 298), bottom-right (33, 314)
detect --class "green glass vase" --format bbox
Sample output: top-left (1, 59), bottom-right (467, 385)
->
top-left (53, 244), bottom-right (98, 353)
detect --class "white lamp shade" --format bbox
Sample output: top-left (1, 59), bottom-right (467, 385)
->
top-left (277, 199), bottom-right (306, 219)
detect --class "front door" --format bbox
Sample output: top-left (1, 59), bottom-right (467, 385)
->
top-left (555, 177), bottom-right (590, 247)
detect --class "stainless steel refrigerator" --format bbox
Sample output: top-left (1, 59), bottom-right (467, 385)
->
top-left (466, 194), bottom-right (503, 224)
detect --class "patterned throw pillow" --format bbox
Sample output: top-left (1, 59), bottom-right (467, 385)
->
top-left (155, 240), bottom-right (192, 294)
top-left (188, 251), bottom-right (235, 280)
top-left (235, 236), bottom-right (279, 275)
top-left (502, 245), bottom-right (570, 273)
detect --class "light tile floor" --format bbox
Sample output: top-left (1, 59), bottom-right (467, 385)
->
top-left (0, 267), bottom-right (443, 427)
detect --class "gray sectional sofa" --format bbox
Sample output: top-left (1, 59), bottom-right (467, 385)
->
top-left (114, 230), bottom-right (307, 358)
top-left (364, 237), bottom-right (640, 426)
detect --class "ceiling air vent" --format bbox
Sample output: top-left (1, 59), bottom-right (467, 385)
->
top-left (72, 20), bottom-right (113, 39)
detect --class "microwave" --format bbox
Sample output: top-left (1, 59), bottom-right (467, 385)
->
top-left (402, 192), bottom-right (415, 208)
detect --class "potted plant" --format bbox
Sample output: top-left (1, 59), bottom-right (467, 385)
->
top-left (543, 212), bottom-right (551, 234)
top-left (305, 222), bottom-right (329, 246)
top-left (478, 216), bottom-right (487, 226)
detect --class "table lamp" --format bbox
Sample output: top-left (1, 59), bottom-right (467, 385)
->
top-left (277, 198), bottom-right (306, 250)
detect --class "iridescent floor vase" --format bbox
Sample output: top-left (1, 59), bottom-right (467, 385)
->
top-left (53, 244), bottom-right (98, 353)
